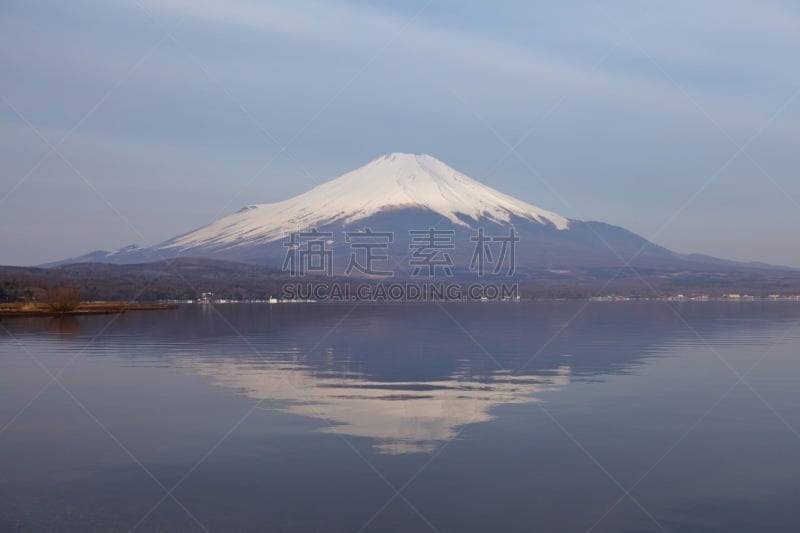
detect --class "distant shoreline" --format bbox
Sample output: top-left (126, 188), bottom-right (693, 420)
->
top-left (0, 302), bottom-right (177, 319)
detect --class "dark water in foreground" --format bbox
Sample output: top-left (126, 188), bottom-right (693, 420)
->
top-left (1, 302), bottom-right (800, 532)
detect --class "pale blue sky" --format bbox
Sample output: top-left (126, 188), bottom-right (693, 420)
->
top-left (1, 0), bottom-right (799, 266)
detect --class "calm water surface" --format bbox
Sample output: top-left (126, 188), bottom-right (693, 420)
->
top-left (1, 302), bottom-right (800, 532)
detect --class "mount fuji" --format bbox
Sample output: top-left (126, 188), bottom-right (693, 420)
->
top-left (58, 153), bottom-right (777, 277)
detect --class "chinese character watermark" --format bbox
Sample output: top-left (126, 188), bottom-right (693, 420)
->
top-left (282, 229), bottom-right (333, 276)
top-left (281, 226), bottom-right (520, 278)
top-left (344, 228), bottom-right (394, 276)
top-left (470, 227), bottom-right (519, 276)
top-left (408, 228), bottom-right (455, 277)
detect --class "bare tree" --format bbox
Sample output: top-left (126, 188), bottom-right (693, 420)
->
top-left (47, 286), bottom-right (82, 313)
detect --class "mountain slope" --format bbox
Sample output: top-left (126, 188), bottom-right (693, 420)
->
top-left (159, 152), bottom-right (569, 253)
top-left (49, 153), bottom-right (791, 276)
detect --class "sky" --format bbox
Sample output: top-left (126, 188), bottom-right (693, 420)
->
top-left (1, 0), bottom-right (799, 266)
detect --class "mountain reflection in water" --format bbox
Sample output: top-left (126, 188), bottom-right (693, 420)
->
top-left (182, 355), bottom-right (570, 454)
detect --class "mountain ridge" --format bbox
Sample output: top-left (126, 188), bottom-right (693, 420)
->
top-left (45, 153), bottom-right (796, 276)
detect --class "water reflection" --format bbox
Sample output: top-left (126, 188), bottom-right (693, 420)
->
top-left (182, 355), bottom-right (571, 454)
top-left (3, 303), bottom-right (800, 531)
top-left (0, 315), bottom-right (84, 338)
top-left (46, 316), bottom-right (83, 338)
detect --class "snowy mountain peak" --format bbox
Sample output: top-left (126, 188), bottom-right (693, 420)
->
top-left (322, 152), bottom-right (569, 226)
top-left (162, 153), bottom-right (570, 251)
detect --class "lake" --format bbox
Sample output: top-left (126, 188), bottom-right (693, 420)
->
top-left (1, 302), bottom-right (799, 532)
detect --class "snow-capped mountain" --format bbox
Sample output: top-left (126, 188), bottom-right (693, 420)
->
top-left (54, 153), bottom-right (774, 276)
top-left (160, 152), bottom-right (570, 252)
